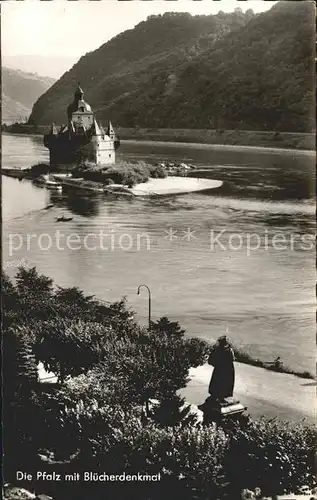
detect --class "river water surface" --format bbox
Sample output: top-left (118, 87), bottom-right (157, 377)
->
top-left (2, 134), bottom-right (315, 373)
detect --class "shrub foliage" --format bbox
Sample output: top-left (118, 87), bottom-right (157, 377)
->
top-left (73, 160), bottom-right (167, 187)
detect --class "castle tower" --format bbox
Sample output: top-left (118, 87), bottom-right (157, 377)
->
top-left (91, 119), bottom-right (116, 165)
top-left (44, 84), bottom-right (119, 166)
top-left (67, 84), bottom-right (94, 132)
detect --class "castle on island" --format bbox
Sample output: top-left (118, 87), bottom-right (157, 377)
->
top-left (44, 84), bottom-right (120, 166)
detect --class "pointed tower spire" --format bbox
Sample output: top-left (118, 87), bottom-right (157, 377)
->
top-left (99, 124), bottom-right (105, 139)
top-left (106, 121), bottom-right (115, 138)
top-left (75, 82), bottom-right (84, 101)
top-left (92, 118), bottom-right (102, 136)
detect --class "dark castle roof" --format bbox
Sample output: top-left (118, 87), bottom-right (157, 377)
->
top-left (67, 84), bottom-right (91, 119)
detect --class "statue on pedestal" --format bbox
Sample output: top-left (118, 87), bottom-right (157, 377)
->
top-left (198, 336), bottom-right (248, 426)
top-left (208, 335), bottom-right (235, 401)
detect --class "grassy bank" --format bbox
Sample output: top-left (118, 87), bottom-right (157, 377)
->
top-left (233, 345), bottom-right (314, 380)
top-left (118, 127), bottom-right (315, 151)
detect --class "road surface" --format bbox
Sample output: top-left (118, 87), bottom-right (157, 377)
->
top-left (181, 363), bottom-right (316, 423)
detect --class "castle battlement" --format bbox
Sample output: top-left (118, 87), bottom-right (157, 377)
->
top-left (44, 84), bottom-right (119, 166)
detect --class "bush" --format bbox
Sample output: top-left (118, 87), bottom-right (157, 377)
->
top-left (32, 399), bottom-right (317, 499)
top-left (148, 164), bottom-right (167, 178)
top-left (224, 418), bottom-right (317, 497)
top-left (30, 402), bottom-right (316, 500)
top-left (24, 319), bottom-right (118, 382)
top-left (35, 407), bottom-right (229, 500)
top-left (29, 163), bottom-right (51, 176)
top-left (73, 160), bottom-right (167, 187)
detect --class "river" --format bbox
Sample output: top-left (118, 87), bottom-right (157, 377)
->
top-left (2, 134), bottom-right (315, 373)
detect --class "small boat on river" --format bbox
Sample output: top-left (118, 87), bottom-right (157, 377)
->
top-left (56, 216), bottom-right (73, 222)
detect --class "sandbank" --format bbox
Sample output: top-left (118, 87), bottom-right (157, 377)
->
top-left (129, 176), bottom-right (223, 196)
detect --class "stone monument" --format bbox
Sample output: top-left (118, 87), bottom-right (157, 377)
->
top-left (198, 336), bottom-right (248, 426)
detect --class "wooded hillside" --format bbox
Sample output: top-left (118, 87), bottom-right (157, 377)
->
top-left (29, 2), bottom-right (315, 132)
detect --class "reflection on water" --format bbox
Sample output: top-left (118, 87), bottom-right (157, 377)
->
top-left (52, 191), bottom-right (102, 218)
top-left (2, 134), bottom-right (315, 373)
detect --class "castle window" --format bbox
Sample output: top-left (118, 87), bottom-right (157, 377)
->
top-left (80, 107), bottom-right (84, 112)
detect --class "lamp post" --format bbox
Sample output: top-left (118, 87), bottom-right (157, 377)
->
top-left (137, 284), bottom-right (151, 329)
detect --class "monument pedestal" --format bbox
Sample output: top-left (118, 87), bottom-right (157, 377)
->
top-left (198, 396), bottom-right (248, 427)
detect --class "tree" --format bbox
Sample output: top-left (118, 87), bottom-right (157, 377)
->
top-left (29, 319), bottom-right (116, 383)
top-left (151, 317), bottom-right (185, 337)
top-left (3, 327), bottom-right (40, 476)
top-left (3, 327), bottom-right (38, 400)
top-left (15, 266), bottom-right (53, 297)
top-left (151, 394), bottom-right (197, 428)
top-left (245, 9), bottom-right (255, 22)
top-left (2, 271), bottom-right (18, 312)
top-left (54, 286), bottom-right (95, 307)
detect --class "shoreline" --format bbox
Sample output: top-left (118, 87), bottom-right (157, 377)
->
top-left (2, 169), bottom-right (224, 197)
top-left (233, 346), bottom-right (314, 380)
top-left (122, 138), bottom-right (315, 155)
top-left (118, 127), bottom-right (315, 152)
top-left (3, 130), bottom-right (315, 153)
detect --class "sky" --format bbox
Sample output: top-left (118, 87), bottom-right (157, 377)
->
top-left (2, 0), bottom-right (277, 58)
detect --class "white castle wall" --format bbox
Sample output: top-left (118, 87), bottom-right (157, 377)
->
top-left (92, 135), bottom-right (116, 165)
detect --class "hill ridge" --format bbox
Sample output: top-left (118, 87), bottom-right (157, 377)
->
top-left (29, 3), bottom-right (315, 132)
top-left (2, 67), bottom-right (56, 123)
